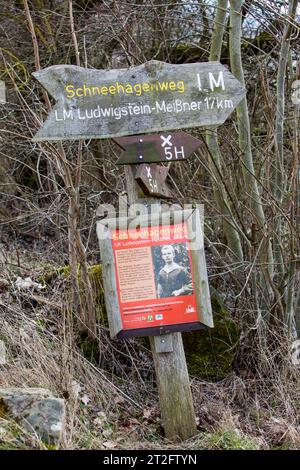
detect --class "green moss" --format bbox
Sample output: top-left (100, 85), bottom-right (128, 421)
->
top-left (0, 418), bottom-right (42, 450)
top-left (44, 443), bottom-right (57, 450)
top-left (85, 264), bottom-right (107, 326)
top-left (57, 265), bottom-right (71, 278)
top-left (183, 289), bottom-right (239, 381)
top-left (36, 263), bottom-right (69, 284)
top-left (204, 429), bottom-right (259, 450)
top-left (87, 265), bottom-right (103, 302)
top-left (0, 443), bottom-right (14, 450)
top-left (272, 443), bottom-right (293, 450)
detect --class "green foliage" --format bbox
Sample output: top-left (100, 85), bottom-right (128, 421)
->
top-left (43, 442), bottom-right (57, 450)
top-left (87, 264), bottom-right (104, 309)
top-left (0, 418), bottom-right (43, 450)
top-left (203, 429), bottom-right (259, 450)
top-left (272, 443), bottom-right (293, 450)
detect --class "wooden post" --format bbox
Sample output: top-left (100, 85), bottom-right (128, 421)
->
top-left (31, 50), bottom-right (242, 444)
top-left (124, 164), bottom-right (197, 441)
top-left (150, 333), bottom-right (197, 440)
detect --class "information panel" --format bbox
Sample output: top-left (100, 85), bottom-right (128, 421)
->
top-left (111, 222), bottom-right (198, 332)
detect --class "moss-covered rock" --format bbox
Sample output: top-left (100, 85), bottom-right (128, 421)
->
top-left (0, 388), bottom-right (65, 445)
top-left (183, 289), bottom-right (239, 381)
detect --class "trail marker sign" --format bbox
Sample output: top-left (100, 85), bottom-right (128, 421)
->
top-left (134, 164), bottom-right (172, 198)
top-left (114, 131), bottom-right (203, 164)
top-left (32, 60), bottom-right (245, 142)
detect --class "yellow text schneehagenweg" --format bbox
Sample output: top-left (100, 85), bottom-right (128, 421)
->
top-left (65, 79), bottom-right (185, 99)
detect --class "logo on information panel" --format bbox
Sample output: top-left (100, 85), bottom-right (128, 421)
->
top-left (186, 305), bottom-right (195, 313)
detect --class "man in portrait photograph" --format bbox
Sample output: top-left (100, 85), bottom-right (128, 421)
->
top-left (156, 245), bottom-right (193, 298)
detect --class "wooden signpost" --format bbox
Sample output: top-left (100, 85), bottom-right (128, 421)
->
top-left (114, 131), bottom-right (203, 164)
top-left (134, 164), bottom-right (171, 198)
top-left (33, 59), bottom-right (245, 441)
top-left (32, 60), bottom-right (245, 142)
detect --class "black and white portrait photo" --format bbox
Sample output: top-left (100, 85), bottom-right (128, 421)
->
top-left (151, 243), bottom-right (194, 299)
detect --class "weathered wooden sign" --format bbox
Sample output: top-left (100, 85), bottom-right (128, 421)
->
top-left (114, 131), bottom-right (202, 164)
top-left (135, 164), bottom-right (171, 198)
top-left (97, 209), bottom-right (213, 339)
top-left (32, 60), bottom-right (245, 142)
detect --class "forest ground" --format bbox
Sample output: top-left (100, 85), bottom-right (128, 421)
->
top-left (1, 229), bottom-right (300, 451)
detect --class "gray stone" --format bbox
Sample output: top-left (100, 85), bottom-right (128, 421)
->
top-left (0, 387), bottom-right (65, 445)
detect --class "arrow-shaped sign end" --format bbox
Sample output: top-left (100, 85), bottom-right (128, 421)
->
top-left (32, 129), bottom-right (46, 143)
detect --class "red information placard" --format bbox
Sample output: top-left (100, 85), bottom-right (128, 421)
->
top-left (111, 222), bottom-right (198, 333)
